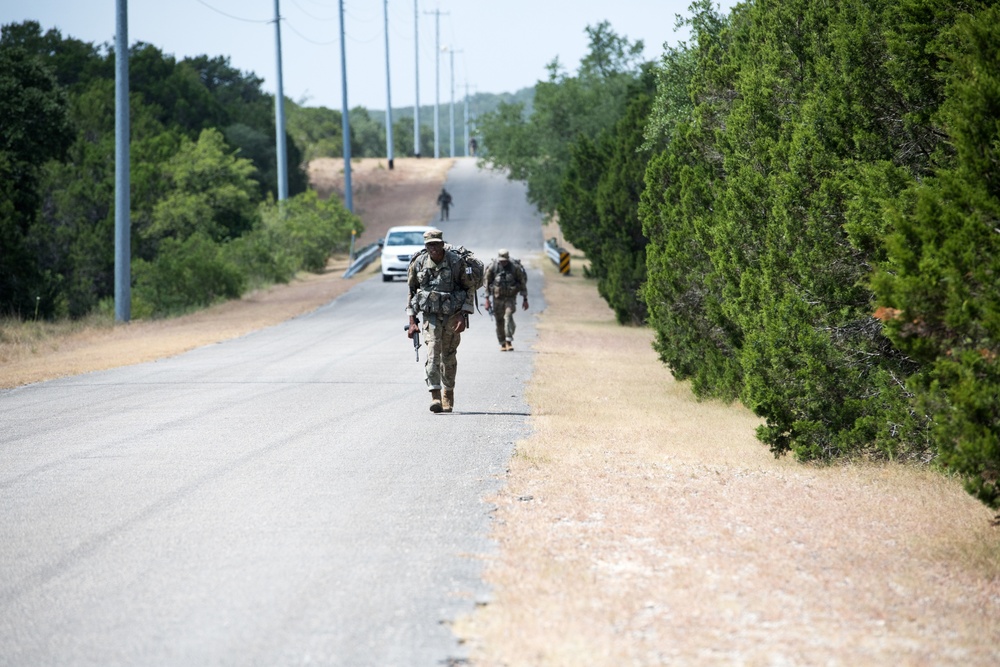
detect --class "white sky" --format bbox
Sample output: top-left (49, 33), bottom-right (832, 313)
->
top-left (0, 0), bottom-right (739, 111)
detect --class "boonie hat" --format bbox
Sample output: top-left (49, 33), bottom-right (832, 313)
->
top-left (498, 249), bottom-right (510, 259)
top-left (423, 229), bottom-right (444, 244)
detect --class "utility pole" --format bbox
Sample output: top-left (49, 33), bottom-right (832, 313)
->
top-left (383, 0), bottom-right (394, 169)
top-left (413, 0), bottom-right (420, 157)
top-left (272, 0), bottom-right (288, 201)
top-left (463, 81), bottom-right (469, 157)
top-left (447, 48), bottom-right (462, 158)
top-left (114, 0), bottom-right (130, 322)
top-left (424, 7), bottom-right (447, 159)
top-left (339, 0), bottom-right (353, 212)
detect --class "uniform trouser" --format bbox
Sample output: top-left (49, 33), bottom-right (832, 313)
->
top-left (492, 296), bottom-right (518, 343)
top-left (423, 313), bottom-right (462, 390)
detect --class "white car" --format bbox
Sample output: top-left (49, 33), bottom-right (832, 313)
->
top-left (380, 225), bottom-right (437, 282)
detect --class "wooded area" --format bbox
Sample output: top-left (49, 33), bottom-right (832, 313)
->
top-left (0, 20), bottom-right (521, 322)
top-left (477, 0), bottom-right (999, 514)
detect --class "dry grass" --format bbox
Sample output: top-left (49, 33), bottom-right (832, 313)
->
top-left (455, 240), bottom-right (1000, 666)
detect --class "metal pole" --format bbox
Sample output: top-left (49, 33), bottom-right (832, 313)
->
top-left (273, 0), bottom-right (288, 201)
top-left (114, 0), bottom-right (130, 322)
top-left (463, 81), bottom-right (469, 157)
top-left (413, 0), bottom-right (420, 157)
top-left (339, 0), bottom-right (353, 212)
top-left (433, 11), bottom-right (439, 158)
top-left (448, 48), bottom-right (455, 157)
top-left (383, 0), bottom-right (394, 169)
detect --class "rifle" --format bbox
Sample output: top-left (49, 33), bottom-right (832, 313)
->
top-left (405, 318), bottom-right (421, 362)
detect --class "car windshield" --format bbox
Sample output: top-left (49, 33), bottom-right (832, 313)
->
top-left (386, 231), bottom-right (427, 246)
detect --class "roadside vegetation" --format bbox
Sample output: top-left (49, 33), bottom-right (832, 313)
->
top-left (476, 0), bottom-right (1000, 517)
top-left (0, 19), bottom-right (525, 326)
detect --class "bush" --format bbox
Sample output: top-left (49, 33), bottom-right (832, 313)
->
top-left (873, 6), bottom-right (1000, 508)
top-left (132, 232), bottom-right (245, 317)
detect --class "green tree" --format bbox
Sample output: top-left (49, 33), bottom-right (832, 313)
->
top-left (640, 0), bottom-right (743, 399)
top-left (145, 128), bottom-right (259, 245)
top-left (0, 34), bottom-right (73, 316)
top-left (478, 22), bottom-right (644, 216)
top-left (560, 70), bottom-right (656, 325)
top-left (873, 5), bottom-right (1000, 509)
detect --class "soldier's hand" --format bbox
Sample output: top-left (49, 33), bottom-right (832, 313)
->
top-left (483, 298), bottom-right (491, 311)
top-left (407, 323), bottom-right (419, 338)
top-left (522, 298), bottom-right (529, 311)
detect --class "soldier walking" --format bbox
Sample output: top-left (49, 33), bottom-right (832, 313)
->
top-left (483, 249), bottom-right (528, 351)
top-left (406, 229), bottom-right (477, 412)
top-left (436, 188), bottom-right (453, 221)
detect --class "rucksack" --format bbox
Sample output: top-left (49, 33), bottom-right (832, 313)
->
top-left (409, 244), bottom-right (485, 311)
top-left (487, 257), bottom-right (526, 297)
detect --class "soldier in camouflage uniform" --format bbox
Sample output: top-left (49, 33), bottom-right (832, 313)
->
top-left (483, 249), bottom-right (528, 352)
top-left (406, 229), bottom-right (477, 413)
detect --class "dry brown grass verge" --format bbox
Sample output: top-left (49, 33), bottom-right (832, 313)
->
top-left (456, 249), bottom-right (1000, 666)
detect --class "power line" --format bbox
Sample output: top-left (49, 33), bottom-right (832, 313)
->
top-left (284, 20), bottom-right (340, 45)
top-left (288, 0), bottom-right (338, 21)
top-left (194, 0), bottom-right (270, 23)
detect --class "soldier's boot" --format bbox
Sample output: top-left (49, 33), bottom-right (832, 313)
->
top-left (429, 389), bottom-right (443, 413)
top-left (442, 389), bottom-right (454, 413)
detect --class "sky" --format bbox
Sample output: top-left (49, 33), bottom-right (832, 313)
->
top-left (0, 0), bottom-right (739, 111)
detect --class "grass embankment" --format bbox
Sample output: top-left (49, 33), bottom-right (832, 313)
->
top-left (456, 239), bottom-right (1000, 666)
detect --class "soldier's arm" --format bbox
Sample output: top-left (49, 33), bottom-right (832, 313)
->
top-left (406, 262), bottom-right (419, 321)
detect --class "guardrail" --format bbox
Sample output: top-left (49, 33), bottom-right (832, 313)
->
top-left (343, 242), bottom-right (381, 278)
top-left (544, 237), bottom-right (571, 275)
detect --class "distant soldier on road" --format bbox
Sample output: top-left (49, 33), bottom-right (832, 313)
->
top-left (406, 229), bottom-right (477, 412)
top-left (468, 137), bottom-right (478, 157)
top-left (483, 249), bottom-right (528, 351)
top-left (436, 187), bottom-right (453, 221)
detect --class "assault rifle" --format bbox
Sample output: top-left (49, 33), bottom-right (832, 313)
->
top-left (405, 318), bottom-right (421, 362)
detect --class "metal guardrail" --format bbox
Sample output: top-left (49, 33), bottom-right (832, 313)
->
top-left (343, 242), bottom-right (381, 278)
top-left (544, 237), bottom-right (571, 275)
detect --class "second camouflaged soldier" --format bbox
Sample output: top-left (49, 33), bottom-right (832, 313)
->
top-left (406, 229), bottom-right (478, 412)
top-left (483, 249), bottom-right (528, 351)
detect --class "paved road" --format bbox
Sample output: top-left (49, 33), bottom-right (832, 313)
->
top-left (0, 158), bottom-right (546, 666)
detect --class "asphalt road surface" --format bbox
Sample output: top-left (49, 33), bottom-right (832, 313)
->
top-left (0, 159), bottom-right (546, 666)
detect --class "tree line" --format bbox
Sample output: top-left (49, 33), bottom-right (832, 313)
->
top-left (0, 21), bottom-right (526, 321)
top-left (477, 0), bottom-right (1000, 515)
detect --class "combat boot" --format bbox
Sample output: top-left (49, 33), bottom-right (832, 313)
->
top-left (429, 389), bottom-right (443, 413)
top-left (442, 389), bottom-right (454, 413)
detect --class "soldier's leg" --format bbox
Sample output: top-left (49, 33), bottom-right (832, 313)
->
top-left (502, 298), bottom-right (517, 342)
top-left (423, 319), bottom-right (443, 390)
top-left (503, 299), bottom-right (517, 340)
top-left (440, 313), bottom-right (462, 390)
top-left (493, 308), bottom-right (505, 345)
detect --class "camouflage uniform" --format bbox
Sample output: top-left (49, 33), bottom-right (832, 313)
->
top-left (483, 249), bottom-right (528, 351)
top-left (407, 230), bottom-right (476, 410)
